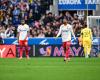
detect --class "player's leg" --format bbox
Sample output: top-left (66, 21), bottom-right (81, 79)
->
top-left (83, 42), bottom-right (87, 58)
top-left (85, 46), bottom-right (89, 58)
top-left (84, 40), bottom-right (92, 58)
top-left (63, 42), bottom-right (67, 61)
top-left (84, 45), bottom-right (89, 58)
top-left (24, 40), bottom-right (29, 59)
top-left (65, 41), bottom-right (71, 61)
top-left (87, 47), bottom-right (91, 56)
top-left (63, 41), bottom-right (71, 61)
top-left (83, 40), bottom-right (88, 58)
top-left (87, 40), bottom-right (92, 57)
top-left (19, 40), bottom-right (23, 59)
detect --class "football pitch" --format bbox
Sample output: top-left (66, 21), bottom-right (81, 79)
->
top-left (0, 57), bottom-right (100, 80)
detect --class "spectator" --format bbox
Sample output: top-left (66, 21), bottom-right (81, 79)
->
top-left (10, 0), bottom-right (18, 6)
top-left (37, 30), bottom-right (45, 38)
top-left (28, 9), bottom-right (34, 26)
top-left (18, 0), bottom-right (29, 11)
top-left (7, 8), bottom-right (12, 16)
top-left (3, 15), bottom-right (10, 26)
top-left (13, 6), bottom-right (20, 16)
top-left (74, 22), bottom-right (82, 37)
top-left (43, 12), bottom-right (55, 25)
top-left (12, 16), bottom-right (20, 27)
top-left (0, 1), bottom-right (90, 39)
top-left (5, 25), bottom-right (15, 38)
top-left (0, 10), bottom-right (4, 25)
top-left (1, 3), bottom-right (7, 11)
top-left (92, 26), bottom-right (98, 37)
top-left (45, 26), bottom-right (53, 37)
top-left (0, 25), bottom-right (6, 38)
top-left (64, 12), bottom-right (72, 23)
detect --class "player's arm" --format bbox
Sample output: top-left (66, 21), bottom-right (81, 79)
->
top-left (17, 32), bottom-right (19, 40)
top-left (24, 25), bottom-right (30, 40)
top-left (56, 26), bottom-right (62, 38)
top-left (24, 31), bottom-right (29, 40)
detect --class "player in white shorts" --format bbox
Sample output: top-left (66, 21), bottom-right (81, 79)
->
top-left (17, 20), bottom-right (30, 59)
top-left (56, 19), bottom-right (76, 61)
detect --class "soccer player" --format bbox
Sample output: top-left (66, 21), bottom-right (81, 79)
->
top-left (56, 19), bottom-right (76, 61)
top-left (80, 25), bottom-right (92, 58)
top-left (17, 20), bottom-right (30, 59)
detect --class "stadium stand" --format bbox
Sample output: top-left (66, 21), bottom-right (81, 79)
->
top-left (0, 0), bottom-right (98, 38)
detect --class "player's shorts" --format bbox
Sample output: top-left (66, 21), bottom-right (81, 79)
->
top-left (19, 40), bottom-right (28, 46)
top-left (62, 41), bottom-right (71, 48)
top-left (83, 39), bottom-right (92, 48)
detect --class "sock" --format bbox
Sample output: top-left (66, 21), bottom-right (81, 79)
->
top-left (25, 46), bottom-right (29, 57)
top-left (64, 57), bottom-right (66, 60)
top-left (20, 47), bottom-right (23, 58)
top-left (66, 47), bottom-right (70, 58)
top-left (85, 53), bottom-right (88, 58)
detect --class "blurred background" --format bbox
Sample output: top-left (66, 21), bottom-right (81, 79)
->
top-left (0, 0), bottom-right (100, 39)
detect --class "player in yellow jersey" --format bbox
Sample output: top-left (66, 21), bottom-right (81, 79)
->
top-left (80, 25), bottom-right (93, 58)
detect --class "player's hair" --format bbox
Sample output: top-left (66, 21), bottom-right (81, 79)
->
top-left (63, 18), bottom-right (68, 24)
top-left (21, 20), bottom-right (25, 25)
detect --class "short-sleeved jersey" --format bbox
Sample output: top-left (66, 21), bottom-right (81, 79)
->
top-left (81, 27), bottom-right (92, 40)
top-left (17, 24), bottom-right (29, 40)
top-left (57, 24), bottom-right (75, 42)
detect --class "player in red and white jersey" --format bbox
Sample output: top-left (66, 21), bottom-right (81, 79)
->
top-left (56, 19), bottom-right (76, 61)
top-left (17, 20), bottom-right (30, 59)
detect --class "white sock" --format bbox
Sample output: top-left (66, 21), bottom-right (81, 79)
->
top-left (85, 53), bottom-right (88, 58)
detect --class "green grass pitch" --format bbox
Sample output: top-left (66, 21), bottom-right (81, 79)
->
top-left (0, 57), bottom-right (100, 80)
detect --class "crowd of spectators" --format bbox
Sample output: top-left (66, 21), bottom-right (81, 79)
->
top-left (0, 0), bottom-right (99, 39)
